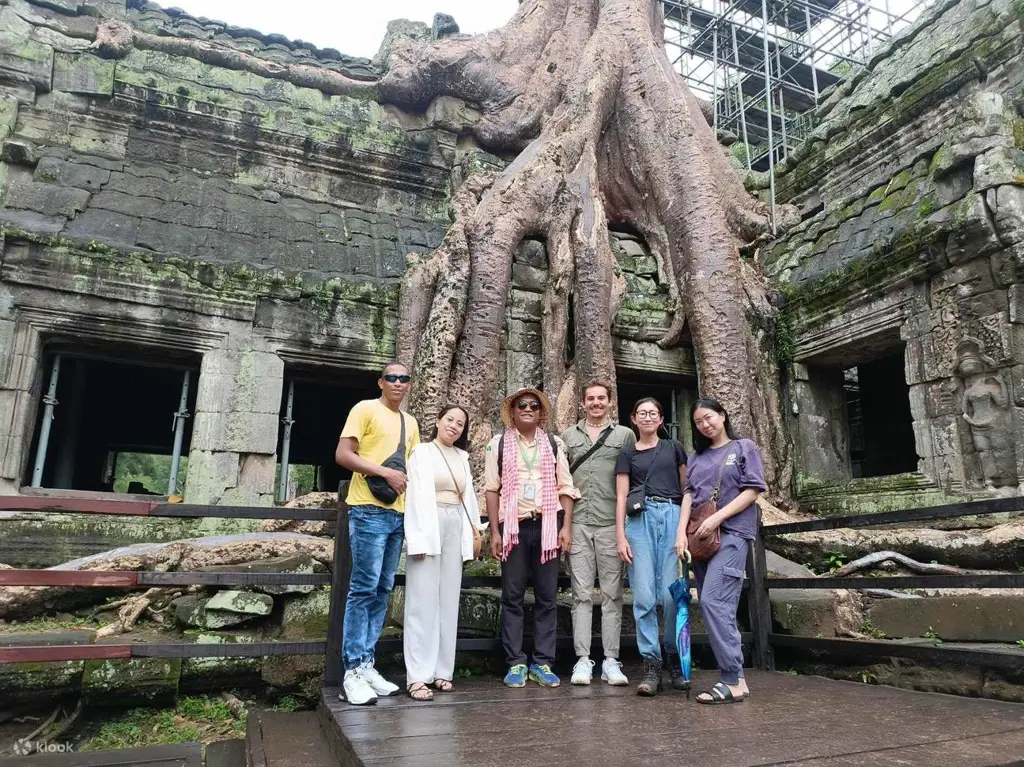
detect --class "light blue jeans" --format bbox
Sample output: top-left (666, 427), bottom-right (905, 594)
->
top-left (342, 504), bottom-right (404, 671)
top-left (625, 498), bottom-right (681, 662)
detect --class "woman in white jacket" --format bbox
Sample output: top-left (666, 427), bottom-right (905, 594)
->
top-left (403, 403), bottom-right (482, 701)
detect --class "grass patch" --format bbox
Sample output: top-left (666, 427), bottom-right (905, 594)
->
top-left (78, 696), bottom-right (244, 751)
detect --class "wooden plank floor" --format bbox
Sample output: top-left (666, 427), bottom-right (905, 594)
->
top-left (321, 669), bottom-right (1024, 767)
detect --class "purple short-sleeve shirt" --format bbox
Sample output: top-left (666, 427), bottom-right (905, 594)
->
top-left (684, 438), bottom-right (767, 539)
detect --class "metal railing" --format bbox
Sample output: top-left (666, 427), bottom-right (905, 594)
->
top-left (0, 496), bottom-right (332, 664)
top-left (755, 495), bottom-right (1024, 671)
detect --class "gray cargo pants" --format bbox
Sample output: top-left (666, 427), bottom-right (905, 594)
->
top-left (569, 522), bottom-right (624, 659)
top-left (694, 532), bottom-right (749, 685)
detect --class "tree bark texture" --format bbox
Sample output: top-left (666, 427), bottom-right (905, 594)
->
top-left (93, 0), bottom-right (795, 490)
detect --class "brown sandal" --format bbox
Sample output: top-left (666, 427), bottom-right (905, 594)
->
top-left (433, 679), bottom-right (453, 693)
top-left (408, 682), bottom-right (433, 701)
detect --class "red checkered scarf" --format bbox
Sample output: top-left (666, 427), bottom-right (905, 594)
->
top-left (500, 428), bottom-right (560, 564)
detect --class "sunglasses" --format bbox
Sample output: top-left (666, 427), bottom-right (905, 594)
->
top-left (516, 400), bottom-right (542, 411)
top-left (383, 374), bottom-right (411, 383)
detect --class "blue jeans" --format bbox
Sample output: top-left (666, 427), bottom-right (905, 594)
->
top-left (625, 499), bottom-right (681, 662)
top-left (342, 504), bottom-right (405, 671)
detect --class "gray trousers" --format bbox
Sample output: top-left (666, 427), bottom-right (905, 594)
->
top-left (569, 523), bottom-right (624, 659)
top-left (403, 504), bottom-right (464, 685)
top-left (694, 532), bottom-right (749, 685)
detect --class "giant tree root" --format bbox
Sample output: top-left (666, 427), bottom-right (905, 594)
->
top-left (0, 533), bottom-right (332, 619)
top-left (769, 520), bottom-right (1024, 571)
top-left (831, 551), bottom-right (994, 577)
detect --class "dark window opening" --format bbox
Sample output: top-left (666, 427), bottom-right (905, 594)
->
top-left (616, 372), bottom-right (696, 448)
top-left (276, 369), bottom-right (379, 501)
top-left (25, 352), bottom-right (199, 494)
top-left (843, 352), bottom-right (916, 478)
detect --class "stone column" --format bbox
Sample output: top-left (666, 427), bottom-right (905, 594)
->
top-left (0, 322), bottom-right (43, 495)
top-left (185, 348), bottom-right (284, 506)
top-left (791, 362), bottom-right (850, 489)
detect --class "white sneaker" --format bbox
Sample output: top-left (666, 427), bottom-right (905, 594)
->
top-left (601, 658), bottom-right (629, 686)
top-left (359, 662), bottom-right (400, 697)
top-left (342, 669), bottom-right (378, 706)
top-left (571, 657), bottom-right (595, 685)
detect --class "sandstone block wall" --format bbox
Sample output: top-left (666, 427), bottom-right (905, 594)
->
top-left (764, 0), bottom-right (1024, 510)
top-left (0, 0), bottom-right (694, 505)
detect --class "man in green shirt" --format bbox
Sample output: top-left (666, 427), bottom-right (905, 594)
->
top-left (562, 380), bottom-right (635, 685)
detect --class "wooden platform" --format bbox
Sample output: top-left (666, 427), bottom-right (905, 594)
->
top-left (320, 669), bottom-right (1024, 767)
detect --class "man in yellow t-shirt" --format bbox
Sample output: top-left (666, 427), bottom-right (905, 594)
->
top-left (334, 362), bottom-right (420, 706)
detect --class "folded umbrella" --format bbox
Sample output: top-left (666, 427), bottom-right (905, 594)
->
top-left (667, 549), bottom-right (693, 696)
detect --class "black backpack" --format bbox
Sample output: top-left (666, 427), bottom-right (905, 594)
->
top-left (497, 431), bottom-right (558, 478)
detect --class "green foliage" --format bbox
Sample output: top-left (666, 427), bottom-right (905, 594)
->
top-left (113, 452), bottom-right (188, 495)
top-left (454, 667), bottom-right (484, 679)
top-left (272, 695), bottom-right (303, 712)
top-left (80, 697), bottom-right (242, 751)
top-left (922, 626), bottom-right (943, 643)
top-left (275, 463), bottom-right (319, 498)
top-left (861, 619), bottom-right (886, 640)
top-left (1016, 639), bottom-right (1024, 650)
top-left (859, 670), bottom-right (878, 685)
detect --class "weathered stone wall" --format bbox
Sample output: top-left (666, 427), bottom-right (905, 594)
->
top-left (0, 0), bottom-right (693, 511)
top-left (765, 0), bottom-right (1024, 512)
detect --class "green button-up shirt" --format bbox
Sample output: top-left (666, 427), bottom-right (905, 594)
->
top-left (562, 420), bottom-right (636, 527)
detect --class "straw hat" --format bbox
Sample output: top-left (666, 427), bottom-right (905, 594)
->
top-left (500, 387), bottom-right (552, 428)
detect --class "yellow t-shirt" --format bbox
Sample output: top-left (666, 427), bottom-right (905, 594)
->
top-left (341, 399), bottom-right (420, 512)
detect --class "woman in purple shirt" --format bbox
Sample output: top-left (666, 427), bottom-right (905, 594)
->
top-left (675, 396), bottom-right (766, 705)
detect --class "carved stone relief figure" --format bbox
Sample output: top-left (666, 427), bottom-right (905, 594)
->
top-left (955, 338), bottom-right (1014, 491)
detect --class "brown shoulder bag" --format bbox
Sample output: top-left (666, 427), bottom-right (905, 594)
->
top-left (686, 446), bottom-right (736, 562)
top-left (435, 444), bottom-right (483, 559)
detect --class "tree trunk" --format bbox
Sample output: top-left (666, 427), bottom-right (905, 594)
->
top-left (384, 0), bottom-right (795, 488)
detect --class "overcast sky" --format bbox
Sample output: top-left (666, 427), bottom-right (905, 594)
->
top-left (169, 1), bottom-right (520, 59)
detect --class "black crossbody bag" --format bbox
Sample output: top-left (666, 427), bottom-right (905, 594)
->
top-left (366, 411), bottom-right (407, 505)
top-left (625, 441), bottom-right (663, 516)
top-left (569, 425), bottom-right (614, 473)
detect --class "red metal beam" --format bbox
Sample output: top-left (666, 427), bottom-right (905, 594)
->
top-left (0, 496), bottom-right (156, 515)
top-left (0, 644), bottom-right (132, 663)
top-left (0, 570), bottom-right (140, 587)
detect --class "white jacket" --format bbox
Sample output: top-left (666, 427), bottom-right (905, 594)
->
top-left (404, 442), bottom-right (483, 561)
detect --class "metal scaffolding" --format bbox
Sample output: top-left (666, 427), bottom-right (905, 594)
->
top-left (663, 0), bottom-right (931, 208)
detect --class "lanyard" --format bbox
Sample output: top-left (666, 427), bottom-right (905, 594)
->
top-left (517, 434), bottom-right (539, 473)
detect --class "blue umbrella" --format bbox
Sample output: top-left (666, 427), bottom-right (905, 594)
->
top-left (667, 550), bottom-right (693, 696)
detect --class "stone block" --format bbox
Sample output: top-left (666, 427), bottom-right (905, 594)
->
top-left (52, 52), bottom-right (115, 96)
top-left (511, 263), bottom-right (547, 293)
top-left (615, 237), bottom-right (647, 258)
top-left (505, 319), bottom-right (541, 354)
top-left (192, 411), bottom-right (279, 454)
top-left (237, 453), bottom-right (276, 496)
top-left (922, 379), bottom-right (961, 418)
top-left (207, 590), bottom-right (274, 616)
top-left (904, 338), bottom-right (925, 385)
top-left (63, 208), bottom-right (140, 247)
top-left (505, 351), bottom-right (541, 392)
top-left (5, 179), bottom-right (91, 218)
top-left (867, 595), bottom-right (1024, 642)
top-left (261, 654), bottom-right (324, 693)
top-left (770, 590), bottom-right (837, 637)
top-left (1009, 366), bottom-right (1024, 407)
top-left (136, 218), bottom-right (199, 256)
top-left (508, 289), bottom-right (542, 321)
top-left (929, 414), bottom-right (973, 456)
top-left (974, 146), bottom-right (1024, 191)
top-left (278, 590), bottom-right (330, 639)
top-left (0, 32), bottom-right (53, 92)
top-left (515, 239), bottom-right (547, 269)
top-left (82, 657), bottom-right (181, 706)
top-left (183, 450), bottom-right (239, 504)
top-left (180, 633), bottom-right (262, 693)
top-left (1008, 284), bottom-right (1024, 324)
top-left (633, 255), bottom-right (658, 275)
top-left (912, 420), bottom-right (934, 460)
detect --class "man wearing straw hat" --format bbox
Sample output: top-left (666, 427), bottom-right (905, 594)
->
top-left (484, 387), bottom-right (579, 688)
